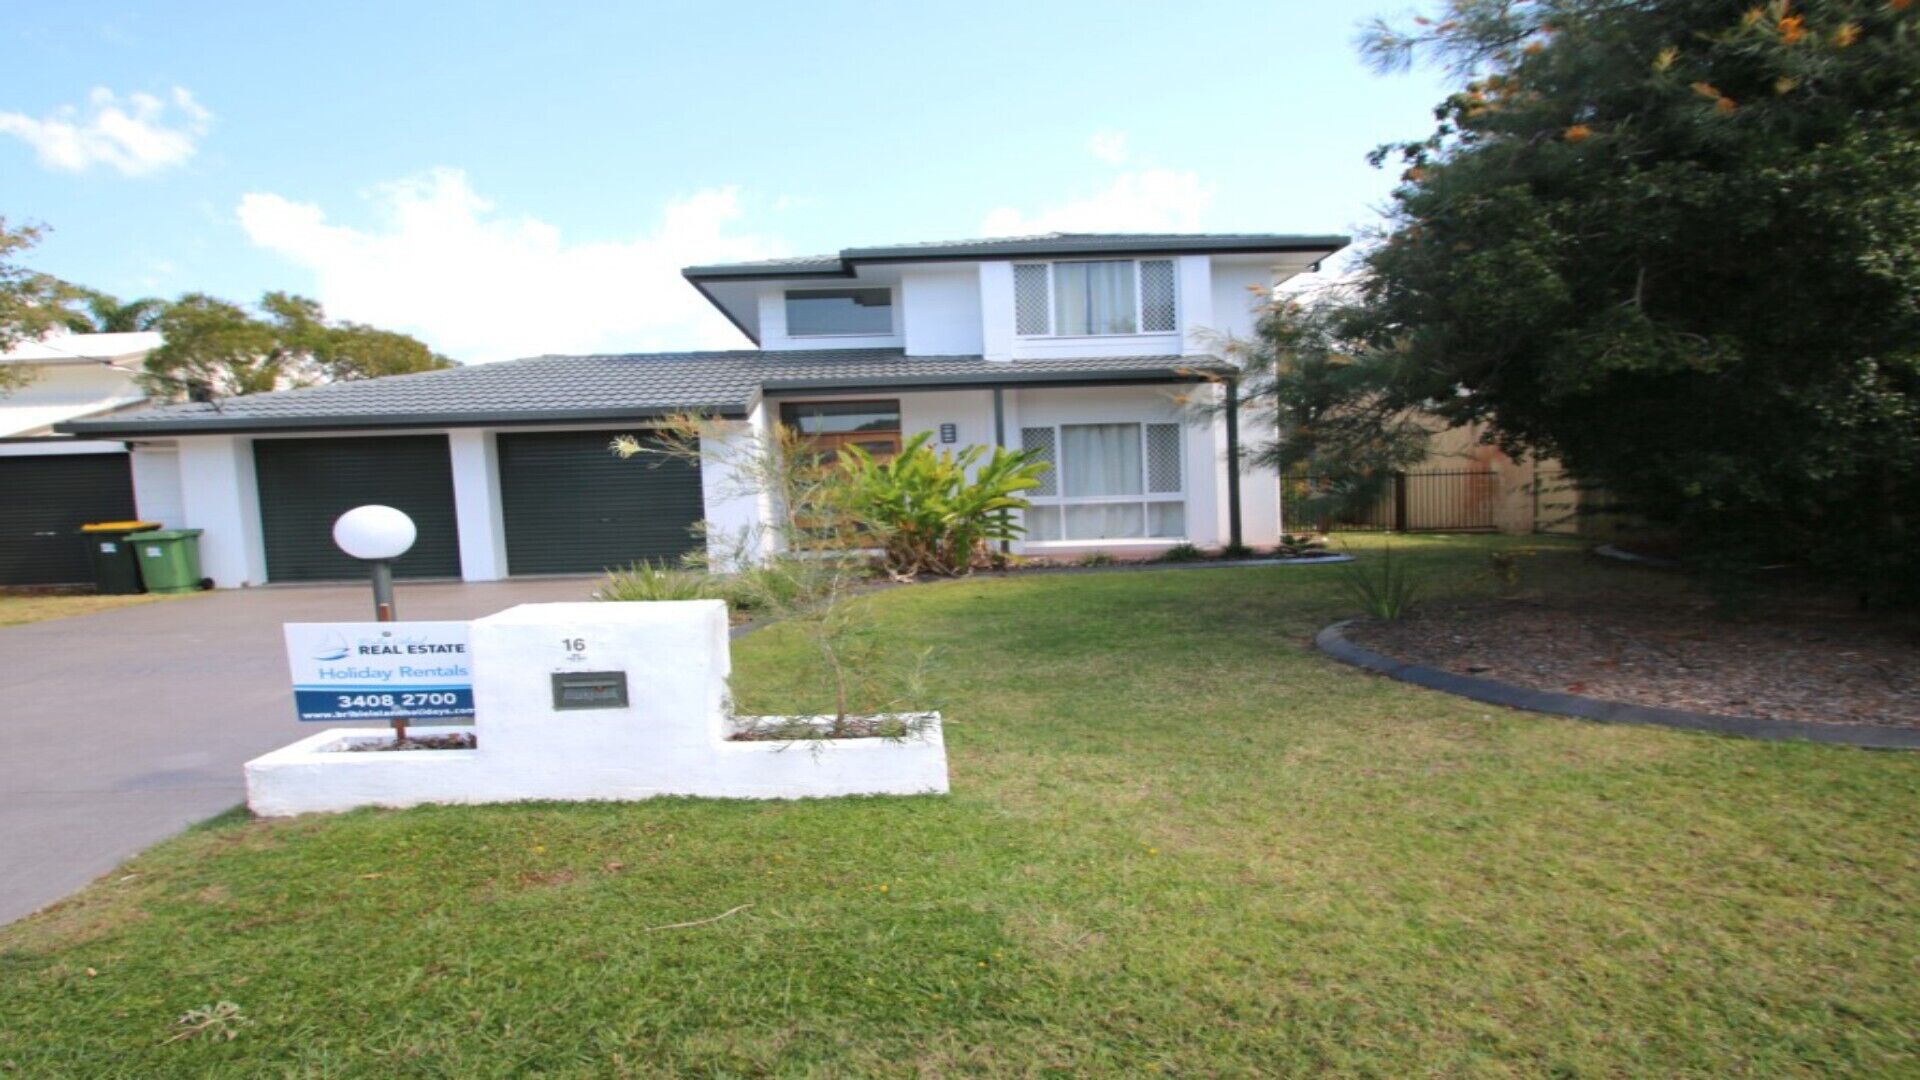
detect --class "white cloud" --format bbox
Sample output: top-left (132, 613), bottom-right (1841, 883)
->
top-left (1087, 130), bottom-right (1129, 165)
top-left (981, 169), bottom-right (1215, 237)
top-left (236, 168), bottom-right (783, 363)
top-left (0, 87), bottom-right (210, 176)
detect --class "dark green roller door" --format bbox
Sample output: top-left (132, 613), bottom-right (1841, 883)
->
top-left (254, 435), bottom-right (461, 582)
top-left (0, 453), bottom-right (136, 586)
top-left (498, 430), bottom-right (703, 575)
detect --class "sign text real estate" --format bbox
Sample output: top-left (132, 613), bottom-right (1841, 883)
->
top-left (283, 621), bottom-right (474, 722)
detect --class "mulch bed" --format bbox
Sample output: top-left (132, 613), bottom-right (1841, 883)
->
top-left (1347, 597), bottom-right (1920, 729)
top-left (344, 732), bottom-right (478, 752)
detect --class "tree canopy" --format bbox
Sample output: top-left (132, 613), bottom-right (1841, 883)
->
top-left (144, 291), bottom-right (453, 401)
top-left (1249, 0), bottom-right (1920, 600)
top-left (0, 219), bottom-right (73, 395)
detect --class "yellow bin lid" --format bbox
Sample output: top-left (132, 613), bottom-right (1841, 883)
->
top-left (81, 521), bottom-right (162, 533)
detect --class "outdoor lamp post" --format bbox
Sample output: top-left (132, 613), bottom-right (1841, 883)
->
top-left (333, 505), bottom-right (418, 743)
top-left (332, 505), bottom-right (417, 622)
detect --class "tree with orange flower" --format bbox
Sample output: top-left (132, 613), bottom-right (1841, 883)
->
top-left (1246, 0), bottom-right (1920, 604)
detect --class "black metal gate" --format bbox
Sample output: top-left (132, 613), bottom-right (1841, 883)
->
top-left (1284, 470), bottom-right (1500, 533)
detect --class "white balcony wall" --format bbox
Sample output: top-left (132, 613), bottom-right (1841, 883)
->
top-left (901, 268), bottom-right (983, 356)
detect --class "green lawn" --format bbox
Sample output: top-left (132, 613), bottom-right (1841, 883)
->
top-left (3, 536), bottom-right (1916, 1076)
top-left (0, 591), bottom-right (182, 627)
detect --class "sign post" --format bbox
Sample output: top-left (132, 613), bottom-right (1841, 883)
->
top-left (332, 505), bottom-right (417, 742)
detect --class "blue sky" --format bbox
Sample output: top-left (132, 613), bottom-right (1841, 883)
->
top-left (4, 2), bottom-right (1450, 362)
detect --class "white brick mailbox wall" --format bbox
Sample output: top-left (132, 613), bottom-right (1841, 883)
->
top-left (245, 600), bottom-right (947, 816)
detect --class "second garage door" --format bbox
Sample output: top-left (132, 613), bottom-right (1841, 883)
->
top-left (498, 430), bottom-right (703, 575)
top-left (0, 452), bottom-right (137, 586)
top-left (254, 435), bottom-right (462, 582)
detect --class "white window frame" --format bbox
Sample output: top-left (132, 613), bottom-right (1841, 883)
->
top-left (1013, 259), bottom-right (1177, 339)
top-left (782, 286), bottom-right (897, 339)
top-left (1022, 421), bottom-right (1186, 543)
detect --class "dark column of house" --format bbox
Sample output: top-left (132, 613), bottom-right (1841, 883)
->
top-left (993, 387), bottom-right (1009, 555)
top-left (1225, 378), bottom-right (1243, 550)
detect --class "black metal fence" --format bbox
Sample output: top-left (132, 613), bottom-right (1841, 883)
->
top-left (1283, 470), bottom-right (1501, 533)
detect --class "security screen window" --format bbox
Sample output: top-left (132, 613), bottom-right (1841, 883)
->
top-left (1019, 421), bottom-right (1185, 541)
top-left (784, 287), bottom-right (894, 336)
top-left (1053, 261), bottom-right (1137, 335)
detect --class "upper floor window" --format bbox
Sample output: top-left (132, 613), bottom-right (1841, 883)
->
top-left (785, 287), bottom-right (894, 336)
top-left (1014, 259), bottom-right (1177, 337)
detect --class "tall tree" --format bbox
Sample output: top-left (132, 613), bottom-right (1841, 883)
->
top-left (63, 290), bottom-right (168, 333)
top-left (144, 292), bottom-right (453, 401)
top-left (1251, 0), bottom-right (1920, 600)
top-left (0, 218), bottom-right (76, 396)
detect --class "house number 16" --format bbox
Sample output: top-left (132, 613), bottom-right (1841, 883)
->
top-left (561, 638), bottom-right (586, 652)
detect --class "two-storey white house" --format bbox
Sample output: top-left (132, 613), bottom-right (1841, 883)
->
top-left (61, 233), bottom-right (1346, 586)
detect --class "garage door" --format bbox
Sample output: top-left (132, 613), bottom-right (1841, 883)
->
top-left (0, 453), bottom-right (136, 586)
top-left (498, 430), bottom-right (703, 575)
top-left (254, 435), bottom-right (461, 582)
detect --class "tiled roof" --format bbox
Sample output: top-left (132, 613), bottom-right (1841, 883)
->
top-left (682, 231), bottom-right (1349, 278)
top-left (58, 349), bottom-right (1227, 436)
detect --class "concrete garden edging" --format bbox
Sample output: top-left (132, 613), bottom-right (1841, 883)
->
top-left (1314, 619), bottom-right (1920, 751)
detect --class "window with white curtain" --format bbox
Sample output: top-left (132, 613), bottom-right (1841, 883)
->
top-left (1013, 259), bottom-right (1176, 337)
top-left (1019, 421), bottom-right (1185, 541)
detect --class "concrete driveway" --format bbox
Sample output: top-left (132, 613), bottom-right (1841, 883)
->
top-left (0, 578), bottom-right (598, 925)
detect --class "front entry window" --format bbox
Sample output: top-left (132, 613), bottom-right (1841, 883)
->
top-left (780, 400), bottom-right (903, 459)
top-left (1021, 422), bottom-right (1185, 541)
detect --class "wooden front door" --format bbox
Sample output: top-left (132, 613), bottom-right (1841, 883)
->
top-left (779, 400), bottom-right (903, 462)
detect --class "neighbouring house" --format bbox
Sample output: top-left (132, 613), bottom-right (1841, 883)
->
top-left (1, 331), bottom-right (168, 585)
top-left (59, 233), bottom-right (1346, 587)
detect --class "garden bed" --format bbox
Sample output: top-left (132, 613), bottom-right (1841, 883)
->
top-left (343, 731), bottom-right (477, 752)
top-left (1345, 597), bottom-right (1920, 728)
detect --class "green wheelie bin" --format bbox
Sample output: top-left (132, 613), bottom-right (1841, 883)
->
top-left (80, 521), bottom-right (160, 594)
top-left (126, 529), bottom-right (206, 594)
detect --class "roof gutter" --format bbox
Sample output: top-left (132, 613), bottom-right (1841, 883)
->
top-left (682, 237), bottom-right (1351, 283)
top-left (56, 403), bottom-right (751, 439)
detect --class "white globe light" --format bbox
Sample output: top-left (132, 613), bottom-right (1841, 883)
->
top-left (333, 505), bottom-right (417, 561)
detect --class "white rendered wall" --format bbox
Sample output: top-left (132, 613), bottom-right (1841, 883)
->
top-left (1209, 261), bottom-right (1273, 343)
top-left (130, 444), bottom-right (185, 529)
top-left (448, 429), bottom-right (508, 581)
top-left (901, 267), bottom-right (983, 356)
top-left (699, 403), bottom-right (777, 570)
top-left (978, 261), bottom-right (1014, 362)
top-left (176, 435), bottom-right (267, 586)
top-left (899, 390), bottom-right (997, 460)
top-left (1178, 255), bottom-right (1216, 357)
top-left (245, 600), bottom-right (948, 814)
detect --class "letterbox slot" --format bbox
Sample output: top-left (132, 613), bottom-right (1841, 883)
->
top-left (551, 671), bottom-right (629, 711)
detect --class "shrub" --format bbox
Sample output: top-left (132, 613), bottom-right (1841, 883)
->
top-left (1337, 544), bottom-right (1426, 621)
top-left (1076, 552), bottom-right (1117, 567)
top-left (1220, 542), bottom-right (1257, 560)
top-left (1274, 533), bottom-right (1331, 559)
top-left (1160, 543), bottom-right (1206, 562)
top-left (597, 561), bottom-right (721, 603)
top-left (835, 432), bottom-right (1049, 578)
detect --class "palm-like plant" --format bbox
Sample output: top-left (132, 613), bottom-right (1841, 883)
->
top-left (835, 432), bottom-right (1048, 577)
top-left (63, 290), bottom-right (166, 334)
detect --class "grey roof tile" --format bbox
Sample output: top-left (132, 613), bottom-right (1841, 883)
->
top-left (59, 349), bottom-right (1227, 436)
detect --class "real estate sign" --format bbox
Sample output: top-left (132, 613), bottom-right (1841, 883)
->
top-left (284, 622), bottom-right (474, 722)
